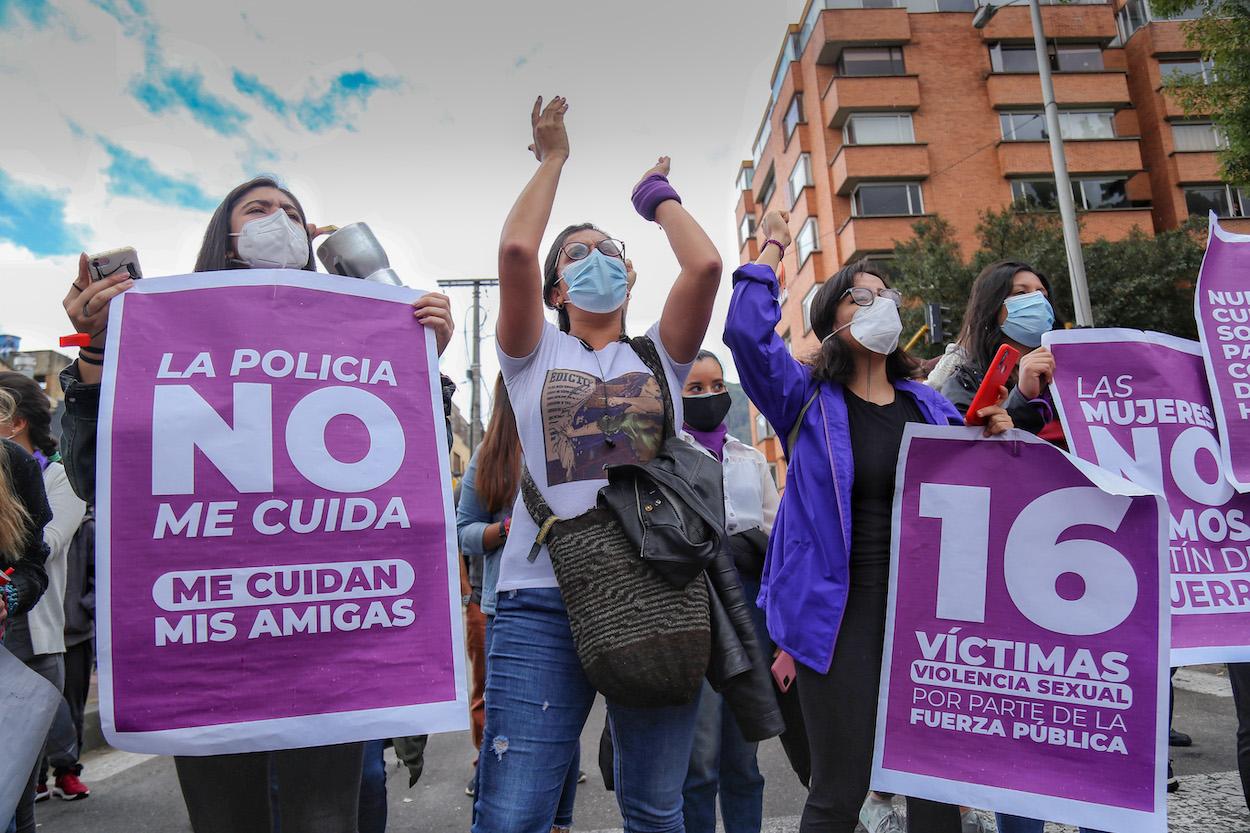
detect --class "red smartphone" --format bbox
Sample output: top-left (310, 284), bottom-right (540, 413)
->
top-left (771, 651), bottom-right (796, 693)
top-left (964, 344), bottom-right (1021, 427)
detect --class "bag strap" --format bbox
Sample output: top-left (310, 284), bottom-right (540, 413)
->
top-left (520, 467), bottom-right (561, 563)
top-left (626, 335), bottom-right (676, 440)
top-left (786, 388), bottom-right (821, 460)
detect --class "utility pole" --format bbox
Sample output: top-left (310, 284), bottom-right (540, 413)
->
top-left (974, 0), bottom-right (1095, 326)
top-left (436, 278), bottom-right (499, 452)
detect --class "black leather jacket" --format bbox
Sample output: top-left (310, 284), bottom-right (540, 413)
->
top-left (60, 364), bottom-right (458, 503)
top-left (705, 545), bottom-right (786, 742)
top-left (938, 361), bottom-right (1050, 435)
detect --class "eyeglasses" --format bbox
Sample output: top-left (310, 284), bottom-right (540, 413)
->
top-left (841, 287), bottom-right (902, 307)
top-left (561, 239), bottom-right (626, 263)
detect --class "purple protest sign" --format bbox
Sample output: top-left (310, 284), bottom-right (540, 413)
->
top-left (873, 425), bottom-right (1168, 832)
top-left (1196, 215), bottom-right (1250, 492)
top-left (96, 271), bottom-right (466, 755)
top-left (1046, 328), bottom-right (1250, 665)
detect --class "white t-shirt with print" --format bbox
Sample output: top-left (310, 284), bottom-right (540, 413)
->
top-left (496, 321), bottom-right (692, 591)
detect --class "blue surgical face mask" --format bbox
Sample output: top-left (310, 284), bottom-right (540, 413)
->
top-left (1001, 291), bottom-right (1055, 348)
top-left (561, 249), bottom-right (629, 314)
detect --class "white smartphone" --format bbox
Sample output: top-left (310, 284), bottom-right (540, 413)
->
top-left (88, 247), bottom-right (142, 282)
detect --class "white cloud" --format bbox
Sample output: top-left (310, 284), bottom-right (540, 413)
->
top-left (3, 0), bottom-right (807, 405)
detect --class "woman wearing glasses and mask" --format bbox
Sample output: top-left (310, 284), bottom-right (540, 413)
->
top-left (56, 175), bottom-right (455, 833)
top-left (723, 210), bottom-right (1013, 833)
top-left (476, 95), bottom-right (723, 833)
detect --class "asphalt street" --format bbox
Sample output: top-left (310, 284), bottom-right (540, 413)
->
top-left (31, 666), bottom-right (1249, 833)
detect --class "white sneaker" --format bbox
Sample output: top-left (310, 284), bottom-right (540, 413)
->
top-left (859, 793), bottom-right (905, 833)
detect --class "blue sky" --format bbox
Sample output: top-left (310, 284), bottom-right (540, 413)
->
top-left (0, 0), bottom-right (804, 397)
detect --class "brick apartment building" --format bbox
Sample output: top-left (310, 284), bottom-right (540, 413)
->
top-left (734, 0), bottom-right (1248, 485)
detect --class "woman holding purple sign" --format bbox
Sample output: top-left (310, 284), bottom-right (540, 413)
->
top-left (932, 260), bottom-right (1112, 833)
top-left (476, 93), bottom-right (745, 833)
top-left (55, 175), bottom-right (457, 833)
top-left (723, 208), bottom-right (1013, 833)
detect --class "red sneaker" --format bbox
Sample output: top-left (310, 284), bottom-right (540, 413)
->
top-left (52, 772), bottom-right (91, 801)
top-left (34, 783), bottom-right (50, 803)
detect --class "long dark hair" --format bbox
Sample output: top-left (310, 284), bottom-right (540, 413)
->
top-left (542, 222), bottom-right (615, 334)
top-left (475, 374), bottom-right (522, 513)
top-left (957, 260), bottom-right (1053, 371)
top-left (193, 176), bottom-right (315, 273)
top-left (806, 258), bottom-right (918, 385)
top-left (0, 372), bottom-right (55, 457)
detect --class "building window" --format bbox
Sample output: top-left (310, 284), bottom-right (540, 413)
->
top-left (758, 166), bottom-right (776, 206)
top-left (802, 284), bottom-right (820, 333)
top-left (1160, 57), bottom-right (1217, 85)
top-left (788, 154), bottom-right (814, 208)
top-left (838, 47), bottom-right (906, 77)
top-left (753, 115), bottom-right (773, 172)
top-left (852, 183), bottom-right (925, 217)
top-left (1011, 177), bottom-right (1130, 211)
top-left (990, 43), bottom-right (1104, 73)
top-left (999, 110), bottom-right (1115, 141)
top-left (755, 411), bottom-right (776, 441)
top-left (739, 214), bottom-right (757, 248)
top-left (784, 94), bottom-right (805, 140)
top-left (736, 166), bottom-right (755, 192)
top-left (796, 217), bottom-right (820, 265)
top-left (1184, 185), bottom-right (1249, 218)
top-left (844, 113), bottom-right (915, 145)
top-left (1173, 122), bottom-right (1229, 152)
top-left (1115, 0), bottom-right (1150, 40)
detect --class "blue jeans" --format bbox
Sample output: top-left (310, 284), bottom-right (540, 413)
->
top-left (995, 814), bottom-right (1105, 833)
top-left (682, 574), bottom-right (766, 833)
top-left (477, 615), bottom-right (580, 828)
top-left (358, 740), bottom-right (387, 833)
top-left (682, 681), bottom-right (764, 833)
top-left (473, 588), bottom-right (699, 833)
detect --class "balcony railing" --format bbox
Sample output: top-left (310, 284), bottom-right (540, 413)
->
top-left (824, 75), bottom-right (921, 127)
top-left (831, 144), bottom-right (931, 195)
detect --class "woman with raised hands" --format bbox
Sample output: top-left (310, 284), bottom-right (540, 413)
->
top-left (55, 174), bottom-right (456, 833)
top-left (475, 95), bottom-right (723, 833)
top-left (723, 208), bottom-right (1013, 833)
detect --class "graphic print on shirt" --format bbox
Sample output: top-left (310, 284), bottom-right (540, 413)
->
top-left (541, 368), bottom-right (664, 486)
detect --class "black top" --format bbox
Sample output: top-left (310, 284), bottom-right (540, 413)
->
top-left (845, 388), bottom-right (924, 587)
top-left (1, 438), bottom-right (51, 622)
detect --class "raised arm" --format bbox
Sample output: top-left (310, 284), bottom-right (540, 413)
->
top-left (643, 158), bottom-right (723, 364)
top-left (722, 210), bottom-right (812, 442)
top-left (497, 96), bottom-right (570, 359)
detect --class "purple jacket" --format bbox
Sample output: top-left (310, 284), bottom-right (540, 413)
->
top-left (723, 263), bottom-right (961, 673)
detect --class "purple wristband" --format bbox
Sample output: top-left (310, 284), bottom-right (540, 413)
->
top-left (631, 173), bottom-right (682, 222)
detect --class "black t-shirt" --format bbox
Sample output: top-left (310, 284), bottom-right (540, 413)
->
top-left (845, 388), bottom-right (925, 586)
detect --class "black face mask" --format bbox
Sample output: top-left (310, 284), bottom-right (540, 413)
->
top-left (682, 392), bottom-right (732, 433)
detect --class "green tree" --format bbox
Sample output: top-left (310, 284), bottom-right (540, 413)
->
top-left (1082, 219), bottom-right (1206, 339)
top-left (889, 210), bottom-right (1207, 351)
top-left (1150, 0), bottom-right (1250, 183)
top-left (888, 216), bottom-right (975, 358)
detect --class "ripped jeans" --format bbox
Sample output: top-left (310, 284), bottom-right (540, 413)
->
top-left (472, 588), bottom-right (699, 833)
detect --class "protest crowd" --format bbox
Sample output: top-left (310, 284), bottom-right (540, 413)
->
top-left (2, 94), bottom-right (1250, 833)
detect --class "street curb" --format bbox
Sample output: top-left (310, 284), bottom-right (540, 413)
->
top-left (83, 701), bottom-right (105, 753)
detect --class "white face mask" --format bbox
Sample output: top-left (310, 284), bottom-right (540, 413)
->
top-left (231, 209), bottom-right (309, 269)
top-left (824, 296), bottom-right (903, 355)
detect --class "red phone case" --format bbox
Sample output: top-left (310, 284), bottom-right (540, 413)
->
top-left (964, 344), bottom-right (1021, 426)
top-left (771, 651), bottom-right (796, 693)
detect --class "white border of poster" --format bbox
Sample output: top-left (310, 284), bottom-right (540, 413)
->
top-left (1195, 212), bottom-right (1250, 493)
top-left (872, 425), bottom-right (1170, 833)
top-left (95, 270), bottom-right (467, 754)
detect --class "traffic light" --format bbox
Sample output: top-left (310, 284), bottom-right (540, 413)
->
top-left (923, 303), bottom-right (952, 345)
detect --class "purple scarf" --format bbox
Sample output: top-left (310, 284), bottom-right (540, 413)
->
top-left (684, 423), bottom-right (728, 461)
